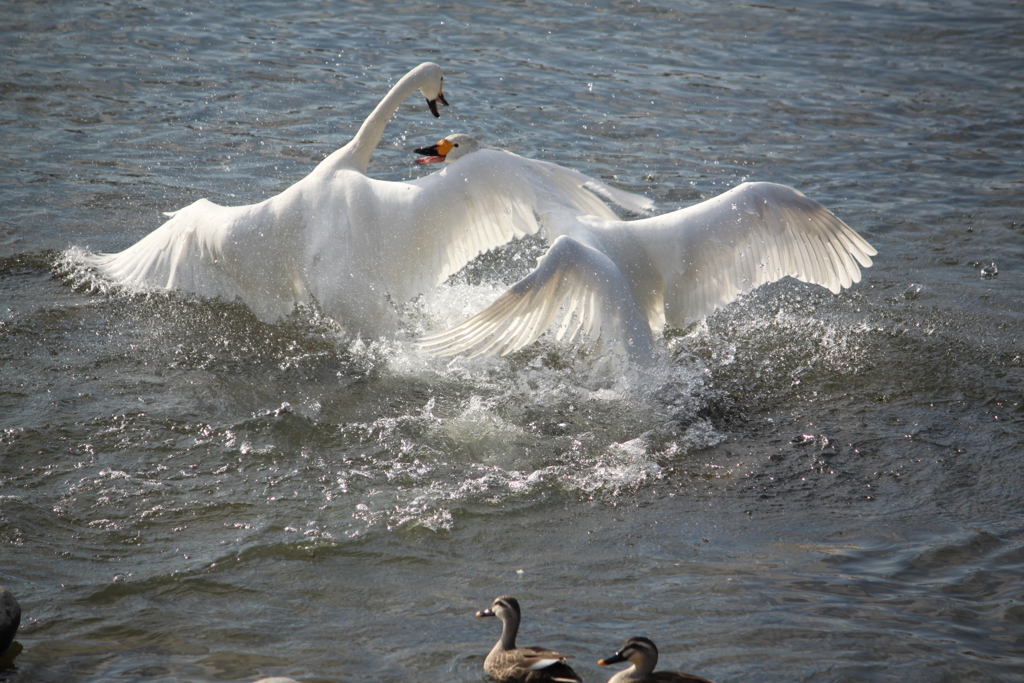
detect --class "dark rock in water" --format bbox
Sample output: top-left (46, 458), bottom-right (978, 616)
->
top-left (0, 586), bottom-right (21, 656)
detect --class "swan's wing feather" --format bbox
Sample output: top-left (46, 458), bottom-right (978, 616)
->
top-left (87, 196), bottom-right (310, 321)
top-left (88, 199), bottom-right (226, 290)
top-left (421, 181), bottom-right (875, 360)
top-left (418, 234), bottom-right (654, 359)
top-left (525, 156), bottom-right (655, 216)
top-left (639, 181), bottom-right (876, 329)
top-left (398, 150), bottom-right (653, 298)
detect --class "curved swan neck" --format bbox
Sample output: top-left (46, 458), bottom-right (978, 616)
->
top-left (344, 63), bottom-right (436, 173)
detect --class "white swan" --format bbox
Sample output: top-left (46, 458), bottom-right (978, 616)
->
top-left (88, 62), bottom-right (452, 333)
top-left (86, 69), bottom-right (655, 337)
top-left (417, 139), bottom-right (877, 361)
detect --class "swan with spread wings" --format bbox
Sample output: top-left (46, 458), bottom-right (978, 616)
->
top-left (87, 67), bottom-right (651, 337)
top-left (416, 135), bottom-right (876, 361)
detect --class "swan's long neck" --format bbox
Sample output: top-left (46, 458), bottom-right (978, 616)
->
top-left (338, 64), bottom-right (433, 174)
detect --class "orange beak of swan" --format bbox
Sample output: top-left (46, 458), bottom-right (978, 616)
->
top-left (414, 138), bottom-right (454, 165)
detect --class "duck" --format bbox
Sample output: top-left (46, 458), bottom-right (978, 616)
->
top-left (598, 637), bottom-right (715, 683)
top-left (476, 595), bottom-right (583, 683)
top-left (416, 137), bottom-right (876, 361)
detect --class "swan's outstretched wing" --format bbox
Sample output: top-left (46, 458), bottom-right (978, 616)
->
top-left (418, 234), bottom-right (655, 359)
top-left (87, 196), bottom-right (310, 321)
top-left (641, 181), bottom-right (876, 328)
top-left (395, 149), bottom-right (653, 299)
top-left (85, 62), bottom-right (450, 331)
top-left (419, 181), bottom-right (876, 360)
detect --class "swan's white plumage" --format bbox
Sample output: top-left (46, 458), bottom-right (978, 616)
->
top-left (419, 181), bottom-right (876, 360)
top-left (87, 78), bottom-right (652, 336)
top-left (395, 144), bottom-right (653, 300)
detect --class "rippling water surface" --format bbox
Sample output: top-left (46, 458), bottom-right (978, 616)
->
top-left (2, 1), bottom-right (1023, 681)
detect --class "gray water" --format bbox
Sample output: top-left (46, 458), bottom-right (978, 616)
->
top-left (2, 1), bottom-right (1023, 681)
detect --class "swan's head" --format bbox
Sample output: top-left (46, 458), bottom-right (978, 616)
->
top-left (413, 134), bottom-right (482, 165)
top-left (416, 62), bottom-right (449, 118)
